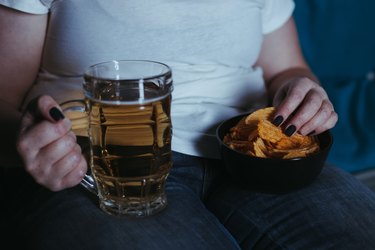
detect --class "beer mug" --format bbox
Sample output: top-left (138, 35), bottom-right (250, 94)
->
top-left (61, 60), bottom-right (173, 217)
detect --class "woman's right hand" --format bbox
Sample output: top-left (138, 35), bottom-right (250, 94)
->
top-left (16, 95), bottom-right (87, 191)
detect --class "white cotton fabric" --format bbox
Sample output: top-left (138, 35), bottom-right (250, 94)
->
top-left (0, 0), bottom-right (50, 14)
top-left (0, 0), bottom-right (295, 158)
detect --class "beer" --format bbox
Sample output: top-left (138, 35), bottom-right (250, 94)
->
top-left (86, 79), bottom-right (172, 216)
top-left (62, 60), bottom-right (174, 217)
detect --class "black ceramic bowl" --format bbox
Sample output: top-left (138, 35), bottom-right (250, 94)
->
top-left (216, 113), bottom-right (333, 194)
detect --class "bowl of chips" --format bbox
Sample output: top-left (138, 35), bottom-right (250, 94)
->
top-left (216, 107), bottom-right (333, 194)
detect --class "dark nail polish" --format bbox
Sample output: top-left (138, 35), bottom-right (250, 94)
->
top-left (272, 115), bottom-right (284, 126)
top-left (49, 107), bottom-right (65, 121)
top-left (285, 125), bottom-right (296, 137)
top-left (307, 130), bottom-right (316, 136)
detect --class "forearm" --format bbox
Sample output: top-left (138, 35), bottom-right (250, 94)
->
top-left (0, 6), bottom-right (48, 167)
top-left (254, 17), bottom-right (336, 135)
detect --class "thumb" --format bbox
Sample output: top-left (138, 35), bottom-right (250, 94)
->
top-left (20, 95), bottom-right (65, 132)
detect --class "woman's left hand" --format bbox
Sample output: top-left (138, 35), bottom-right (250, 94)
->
top-left (254, 16), bottom-right (338, 136)
top-left (271, 76), bottom-right (338, 136)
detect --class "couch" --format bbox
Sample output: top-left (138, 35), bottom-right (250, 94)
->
top-left (293, 0), bottom-right (375, 176)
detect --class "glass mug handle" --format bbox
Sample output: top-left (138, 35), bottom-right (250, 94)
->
top-left (60, 99), bottom-right (97, 195)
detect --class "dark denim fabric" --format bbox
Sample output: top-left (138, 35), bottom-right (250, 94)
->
top-left (207, 166), bottom-right (375, 249)
top-left (2, 152), bottom-right (375, 249)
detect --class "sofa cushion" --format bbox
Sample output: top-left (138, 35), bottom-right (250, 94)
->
top-left (293, 0), bottom-right (375, 172)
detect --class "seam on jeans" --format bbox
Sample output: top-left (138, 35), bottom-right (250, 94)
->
top-left (201, 158), bottom-right (209, 201)
top-left (235, 210), bottom-right (289, 250)
top-left (222, 199), bottom-right (289, 250)
top-left (251, 232), bottom-right (287, 250)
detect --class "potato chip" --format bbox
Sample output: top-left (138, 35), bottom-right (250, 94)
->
top-left (253, 137), bottom-right (268, 158)
top-left (224, 107), bottom-right (320, 159)
top-left (258, 120), bottom-right (285, 144)
top-left (229, 117), bottom-right (254, 140)
top-left (225, 138), bottom-right (252, 153)
top-left (244, 107), bottom-right (275, 125)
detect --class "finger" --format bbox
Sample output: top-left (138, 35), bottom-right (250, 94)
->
top-left (51, 152), bottom-right (87, 191)
top-left (21, 133), bottom-right (78, 186)
top-left (20, 95), bottom-right (65, 133)
top-left (17, 118), bottom-right (72, 162)
top-left (37, 131), bottom-right (77, 166)
top-left (34, 95), bottom-right (65, 122)
top-left (282, 89), bottom-right (325, 135)
top-left (297, 99), bottom-right (333, 135)
top-left (43, 144), bottom-right (86, 191)
top-left (272, 78), bottom-right (313, 126)
top-left (303, 109), bottom-right (338, 136)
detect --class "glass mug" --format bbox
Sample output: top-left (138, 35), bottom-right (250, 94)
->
top-left (61, 60), bottom-right (173, 217)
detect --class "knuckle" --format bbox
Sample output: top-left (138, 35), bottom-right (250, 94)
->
top-left (65, 169), bottom-right (84, 189)
top-left (278, 103), bottom-right (295, 117)
top-left (321, 117), bottom-right (337, 132)
top-left (330, 112), bottom-right (339, 125)
top-left (322, 99), bottom-right (332, 109)
top-left (300, 77), bottom-right (315, 86)
top-left (289, 90), bottom-right (304, 102)
top-left (71, 153), bottom-right (80, 165)
top-left (53, 124), bottom-right (64, 136)
top-left (16, 138), bottom-right (31, 154)
top-left (33, 177), bottom-right (45, 187)
top-left (321, 124), bottom-right (332, 132)
top-left (68, 148), bottom-right (82, 166)
top-left (54, 121), bottom-right (70, 136)
top-left (73, 139), bottom-right (82, 151)
top-left (310, 86), bottom-right (328, 101)
top-left (310, 89), bottom-right (324, 102)
top-left (68, 131), bottom-right (77, 141)
top-left (49, 181), bottom-right (63, 192)
top-left (37, 176), bottom-right (48, 186)
top-left (332, 111), bottom-right (339, 121)
top-left (34, 172), bottom-right (50, 187)
top-left (64, 133), bottom-right (77, 149)
top-left (315, 85), bottom-right (325, 93)
top-left (25, 162), bottom-right (38, 173)
top-left (320, 101), bottom-right (333, 116)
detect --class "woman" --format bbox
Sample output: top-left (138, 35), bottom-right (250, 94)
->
top-left (1, 0), bottom-right (374, 249)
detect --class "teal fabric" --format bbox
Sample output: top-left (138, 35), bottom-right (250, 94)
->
top-left (323, 78), bottom-right (375, 172)
top-left (294, 0), bottom-right (375, 172)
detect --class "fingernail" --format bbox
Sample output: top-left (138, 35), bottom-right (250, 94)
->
top-left (272, 115), bottom-right (284, 126)
top-left (49, 107), bottom-right (65, 121)
top-left (285, 125), bottom-right (296, 137)
top-left (307, 130), bottom-right (316, 136)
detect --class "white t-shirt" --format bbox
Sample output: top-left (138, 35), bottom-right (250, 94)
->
top-left (1, 0), bottom-right (295, 159)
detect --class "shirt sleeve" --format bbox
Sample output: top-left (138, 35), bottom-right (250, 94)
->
top-left (0, 0), bottom-right (53, 14)
top-left (261, 0), bottom-right (295, 34)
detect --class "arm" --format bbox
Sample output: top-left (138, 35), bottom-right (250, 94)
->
top-left (0, 5), bottom-right (48, 108)
top-left (0, 5), bottom-right (48, 166)
top-left (255, 17), bottom-right (338, 136)
top-left (0, 5), bottom-right (87, 191)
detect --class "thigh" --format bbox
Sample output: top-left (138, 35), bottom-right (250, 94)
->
top-left (169, 151), bottom-right (224, 200)
top-left (3, 168), bottom-right (240, 250)
top-left (206, 165), bottom-right (375, 250)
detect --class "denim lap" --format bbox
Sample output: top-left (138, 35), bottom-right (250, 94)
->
top-left (3, 152), bottom-right (375, 249)
top-left (206, 165), bottom-right (375, 249)
top-left (2, 160), bottom-right (239, 250)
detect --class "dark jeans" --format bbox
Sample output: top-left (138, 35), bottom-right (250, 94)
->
top-left (2, 152), bottom-right (375, 249)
